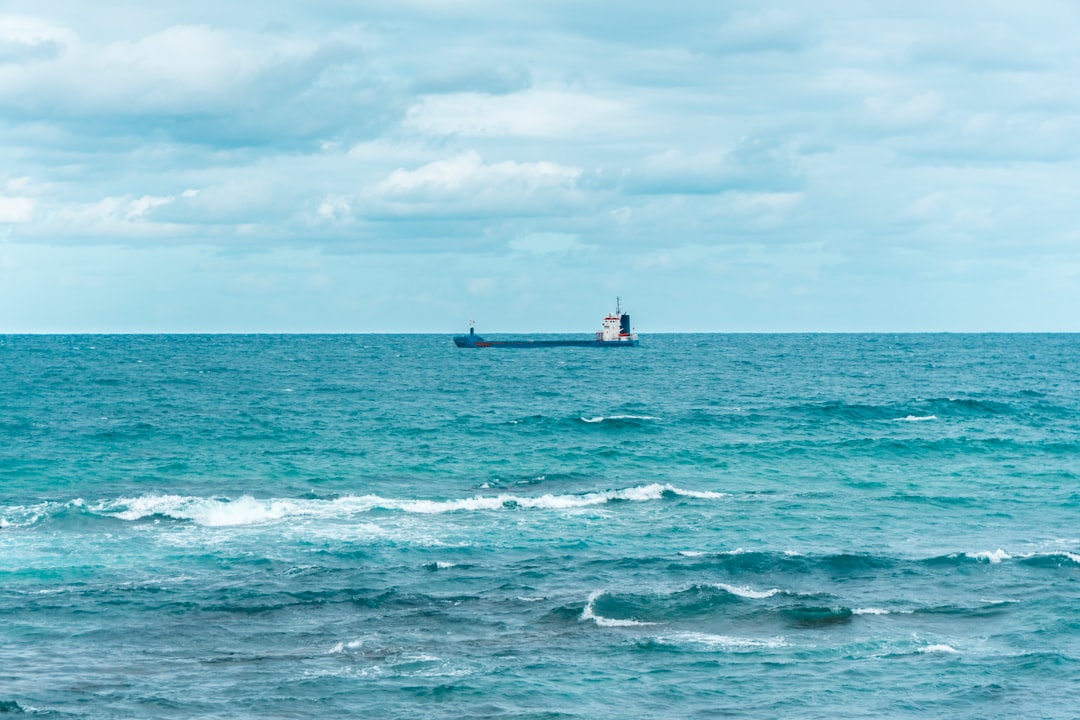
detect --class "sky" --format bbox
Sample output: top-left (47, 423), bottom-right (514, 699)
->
top-left (2, 0), bottom-right (1079, 332)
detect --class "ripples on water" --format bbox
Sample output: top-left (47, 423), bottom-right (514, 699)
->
top-left (2, 333), bottom-right (1079, 718)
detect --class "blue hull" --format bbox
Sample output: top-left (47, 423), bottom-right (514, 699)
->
top-left (454, 336), bottom-right (639, 348)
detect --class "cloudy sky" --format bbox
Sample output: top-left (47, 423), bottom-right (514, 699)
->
top-left (2, 1), bottom-right (1078, 332)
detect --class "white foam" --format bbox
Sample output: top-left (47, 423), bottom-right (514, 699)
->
top-left (103, 495), bottom-right (307, 527)
top-left (328, 639), bottom-right (365, 654)
top-left (661, 632), bottom-right (786, 649)
top-left (363, 483), bottom-right (725, 513)
top-left (93, 483), bottom-right (728, 528)
top-left (581, 590), bottom-right (658, 627)
top-left (853, 607), bottom-right (890, 615)
top-left (581, 414), bottom-right (660, 423)
top-left (895, 414), bottom-right (938, 422)
top-left (434, 561), bottom-right (457, 569)
top-left (714, 583), bottom-right (780, 599)
top-left (968, 548), bottom-right (1011, 563)
top-left (919, 644), bottom-right (959, 654)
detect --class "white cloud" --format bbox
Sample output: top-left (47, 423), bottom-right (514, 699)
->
top-left (0, 15), bottom-right (75, 63)
top-left (861, 91), bottom-right (945, 131)
top-left (403, 89), bottom-right (625, 138)
top-left (508, 232), bottom-right (589, 255)
top-left (377, 151), bottom-right (580, 198)
top-left (0, 196), bottom-right (34, 223)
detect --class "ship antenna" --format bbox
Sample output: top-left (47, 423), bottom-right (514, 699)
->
top-left (616, 296), bottom-right (622, 314)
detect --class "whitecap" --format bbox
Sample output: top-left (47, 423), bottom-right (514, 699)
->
top-left (968, 548), bottom-right (1011, 563)
top-left (714, 583), bottom-right (780, 600)
top-left (580, 414), bottom-right (660, 423)
top-left (328, 639), bottom-right (364, 654)
top-left (919, 644), bottom-right (959, 654)
top-left (101, 495), bottom-right (308, 527)
top-left (660, 632), bottom-right (786, 649)
top-left (895, 414), bottom-right (938, 422)
top-left (91, 483), bottom-right (727, 528)
top-left (581, 590), bottom-right (658, 627)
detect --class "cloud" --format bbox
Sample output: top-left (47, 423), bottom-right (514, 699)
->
top-left (859, 91), bottom-right (945, 133)
top-left (412, 63), bottom-right (531, 95)
top-left (359, 151), bottom-right (584, 218)
top-left (508, 232), bottom-right (590, 255)
top-left (0, 196), bottom-right (34, 223)
top-left (0, 15), bottom-right (73, 63)
top-left (0, 19), bottom-right (391, 148)
top-left (403, 89), bottom-right (626, 138)
top-left (702, 9), bottom-right (815, 55)
top-left (3, 1), bottom-right (1080, 330)
top-left (624, 139), bottom-right (803, 195)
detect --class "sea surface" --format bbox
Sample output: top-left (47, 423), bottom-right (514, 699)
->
top-left (2, 333), bottom-right (1079, 718)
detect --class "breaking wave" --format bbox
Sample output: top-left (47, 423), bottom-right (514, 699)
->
top-left (579, 414), bottom-right (660, 424)
top-left (58, 483), bottom-right (731, 527)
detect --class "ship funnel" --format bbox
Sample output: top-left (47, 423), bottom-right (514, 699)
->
top-left (620, 313), bottom-right (631, 335)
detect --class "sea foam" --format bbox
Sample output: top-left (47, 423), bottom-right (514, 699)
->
top-left (659, 632), bottom-right (786, 650)
top-left (581, 591), bottom-right (658, 627)
top-left (714, 583), bottom-right (781, 600)
top-left (580, 414), bottom-right (660, 423)
top-left (96, 483), bottom-right (727, 526)
top-left (967, 549), bottom-right (1011, 563)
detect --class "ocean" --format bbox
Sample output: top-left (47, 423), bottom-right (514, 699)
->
top-left (2, 333), bottom-right (1079, 718)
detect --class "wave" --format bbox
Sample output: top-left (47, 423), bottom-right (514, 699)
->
top-left (727, 395), bottom-right (1064, 428)
top-left (575, 583), bottom-right (850, 631)
top-left (647, 632), bottom-right (787, 650)
top-left (678, 549), bottom-right (898, 577)
top-left (919, 643), bottom-right (960, 654)
top-left (713, 583), bottom-right (781, 600)
top-left (1018, 551), bottom-right (1080, 568)
top-left (579, 414), bottom-right (660, 424)
top-left (967, 548), bottom-right (1011, 564)
top-left (581, 590), bottom-right (658, 627)
top-left (34, 483), bottom-right (730, 527)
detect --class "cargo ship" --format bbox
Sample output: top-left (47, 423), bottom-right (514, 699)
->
top-left (454, 299), bottom-right (639, 348)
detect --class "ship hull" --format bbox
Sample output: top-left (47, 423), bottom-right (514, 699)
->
top-left (453, 337), bottom-right (639, 348)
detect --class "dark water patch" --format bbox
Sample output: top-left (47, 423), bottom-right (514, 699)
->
top-left (1018, 553), bottom-right (1080, 569)
top-left (915, 601), bottom-right (1016, 619)
top-left (590, 586), bottom-right (740, 623)
top-left (0, 701), bottom-right (25, 714)
top-left (90, 421), bottom-right (164, 441)
top-left (887, 493), bottom-right (977, 507)
top-left (682, 550), bottom-right (896, 579)
top-left (295, 491), bottom-right (342, 501)
top-left (929, 397), bottom-right (1014, 417)
top-left (779, 605), bottom-right (853, 628)
top-left (402, 684), bottom-right (482, 700)
top-left (310, 547), bottom-right (371, 562)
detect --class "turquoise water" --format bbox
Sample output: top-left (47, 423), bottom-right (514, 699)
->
top-left (2, 333), bottom-right (1079, 718)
